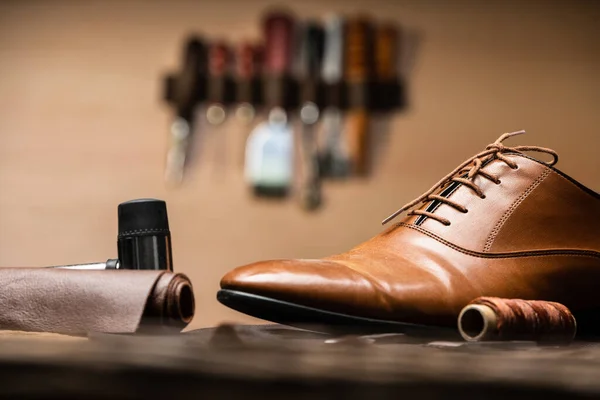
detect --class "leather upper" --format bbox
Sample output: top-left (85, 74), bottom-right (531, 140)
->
top-left (407, 153), bottom-right (600, 253)
top-left (221, 135), bottom-right (600, 327)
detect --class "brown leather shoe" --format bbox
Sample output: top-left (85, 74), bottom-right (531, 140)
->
top-left (219, 131), bottom-right (600, 335)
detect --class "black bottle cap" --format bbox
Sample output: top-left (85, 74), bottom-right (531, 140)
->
top-left (118, 198), bottom-right (170, 238)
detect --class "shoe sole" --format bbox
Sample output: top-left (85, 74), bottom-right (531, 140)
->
top-left (217, 289), bottom-right (459, 338)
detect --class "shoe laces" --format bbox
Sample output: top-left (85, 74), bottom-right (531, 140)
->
top-left (382, 130), bottom-right (559, 226)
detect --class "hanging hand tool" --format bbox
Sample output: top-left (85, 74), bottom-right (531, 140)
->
top-left (164, 37), bottom-right (207, 185)
top-left (234, 42), bottom-right (264, 168)
top-left (344, 16), bottom-right (374, 176)
top-left (205, 41), bottom-right (234, 177)
top-left (296, 22), bottom-right (325, 210)
top-left (50, 199), bottom-right (173, 271)
top-left (319, 15), bottom-right (350, 179)
top-left (235, 42), bottom-right (264, 125)
top-left (244, 10), bottom-right (297, 197)
top-left (374, 23), bottom-right (400, 111)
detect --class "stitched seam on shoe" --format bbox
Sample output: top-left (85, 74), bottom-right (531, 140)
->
top-left (396, 222), bottom-right (600, 259)
top-left (519, 153), bottom-right (600, 200)
top-left (483, 168), bottom-right (551, 252)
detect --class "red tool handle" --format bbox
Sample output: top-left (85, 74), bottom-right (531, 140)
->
top-left (209, 42), bottom-right (230, 77)
top-left (263, 11), bottom-right (295, 75)
top-left (236, 42), bottom-right (263, 79)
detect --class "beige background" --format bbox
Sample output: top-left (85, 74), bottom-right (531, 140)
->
top-left (0, 0), bottom-right (598, 330)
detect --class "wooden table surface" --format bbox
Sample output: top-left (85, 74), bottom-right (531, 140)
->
top-left (1, 324), bottom-right (599, 399)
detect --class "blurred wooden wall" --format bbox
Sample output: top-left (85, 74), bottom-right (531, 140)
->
top-left (0, 0), bottom-right (598, 329)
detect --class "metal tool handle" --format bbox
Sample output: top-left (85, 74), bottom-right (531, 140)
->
top-left (50, 259), bottom-right (120, 270)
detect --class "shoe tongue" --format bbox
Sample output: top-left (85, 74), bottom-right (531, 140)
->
top-left (410, 178), bottom-right (462, 225)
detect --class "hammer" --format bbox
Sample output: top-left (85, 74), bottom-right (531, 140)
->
top-left (52, 199), bottom-right (174, 271)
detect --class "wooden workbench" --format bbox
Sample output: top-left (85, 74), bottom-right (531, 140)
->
top-left (1, 324), bottom-right (599, 399)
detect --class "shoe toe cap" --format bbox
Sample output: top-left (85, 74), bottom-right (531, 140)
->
top-left (220, 259), bottom-right (390, 316)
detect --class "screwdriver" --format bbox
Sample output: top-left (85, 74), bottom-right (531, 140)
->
top-left (344, 16), bottom-right (374, 176)
top-left (164, 37), bottom-right (207, 185)
top-left (297, 22), bottom-right (325, 210)
top-left (375, 23), bottom-right (400, 111)
top-left (235, 42), bottom-right (264, 125)
top-left (205, 41), bottom-right (234, 177)
top-left (244, 11), bottom-right (296, 197)
top-left (320, 15), bottom-right (349, 179)
top-left (235, 42), bottom-right (264, 168)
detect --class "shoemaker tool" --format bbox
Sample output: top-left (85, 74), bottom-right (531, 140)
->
top-left (51, 198), bottom-right (173, 271)
top-left (164, 37), bottom-right (207, 185)
top-left (344, 16), bottom-right (374, 176)
top-left (374, 23), bottom-right (400, 112)
top-left (296, 21), bottom-right (325, 210)
top-left (244, 10), bottom-right (296, 197)
top-left (234, 42), bottom-right (264, 168)
top-left (320, 14), bottom-right (350, 178)
top-left (205, 41), bottom-right (234, 177)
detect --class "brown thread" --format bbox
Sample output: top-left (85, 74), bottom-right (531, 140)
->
top-left (466, 297), bottom-right (576, 342)
top-left (483, 168), bottom-right (551, 252)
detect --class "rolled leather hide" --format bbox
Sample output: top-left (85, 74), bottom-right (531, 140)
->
top-left (0, 268), bottom-right (194, 335)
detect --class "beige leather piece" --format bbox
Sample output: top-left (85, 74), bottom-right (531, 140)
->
top-left (0, 331), bottom-right (86, 341)
top-left (220, 133), bottom-right (600, 329)
top-left (420, 154), bottom-right (548, 253)
top-left (0, 268), bottom-right (195, 335)
top-left (490, 170), bottom-right (600, 252)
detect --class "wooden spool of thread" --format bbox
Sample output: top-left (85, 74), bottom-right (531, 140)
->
top-left (458, 297), bottom-right (577, 343)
